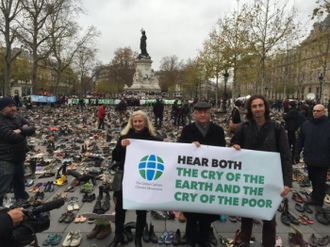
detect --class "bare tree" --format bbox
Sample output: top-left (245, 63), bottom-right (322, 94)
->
top-left (159, 55), bottom-right (184, 94)
top-left (18, 0), bottom-right (69, 94)
top-left (0, 0), bottom-right (23, 96)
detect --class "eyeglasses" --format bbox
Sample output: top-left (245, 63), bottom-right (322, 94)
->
top-left (313, 110), bottom-right (322, 112)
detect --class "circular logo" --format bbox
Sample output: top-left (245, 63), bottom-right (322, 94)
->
top-left (138, 154), bottom-right (164, 181)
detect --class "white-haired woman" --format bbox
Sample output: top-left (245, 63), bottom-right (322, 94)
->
top-left (109, 110), bottom-right (159, 247)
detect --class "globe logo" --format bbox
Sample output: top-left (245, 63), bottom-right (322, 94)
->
top-left (138, 154), bottom-right (164, 181)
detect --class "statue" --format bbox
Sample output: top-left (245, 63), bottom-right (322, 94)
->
top-left (139, 29), bottom-right (149, 57)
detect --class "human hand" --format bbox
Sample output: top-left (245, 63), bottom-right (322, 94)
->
top-left (13, 129), bottom-right (21, 134)
top-left (192, 141), bottom-right (200, 147)
top-left (280, 186), bottom-right (290, 197)
top-left (7, 208), bottom-right (24, 227)
top-left (232, 144), bottom-right (241, 150)
top-left (121, 139), bottom-right (130, 147)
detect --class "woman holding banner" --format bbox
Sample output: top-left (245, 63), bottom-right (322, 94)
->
top-left (109, 110), bottom-right (160, 247)
top-left (179, 101), bottom-right (226, 247)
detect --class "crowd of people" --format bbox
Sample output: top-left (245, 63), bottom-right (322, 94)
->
top-left (0, 94), bottom-right (329, 247)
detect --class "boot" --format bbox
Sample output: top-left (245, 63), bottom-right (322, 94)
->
top-left (142, 224), bottom-right (150, 243)
top-left (104, 187), bottom-right (111, 200)
top-left (107, 234), bottom-right (123, 247)
top-left (149, 222), bottom-right (158, 243)
top-left (87, 224), bottom-right (104, 239)
top-left (135, 237), bottom-right (143, 247)
top-left (96, 223), bottom-right (112, 239)
top-left (97, 186), bottom-right (104, 200)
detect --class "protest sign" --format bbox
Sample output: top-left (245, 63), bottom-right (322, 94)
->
top-left (123, 140), bottom-right (284, 220)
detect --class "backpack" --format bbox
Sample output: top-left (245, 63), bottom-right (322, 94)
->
top-left (296, 111), bottom-right (307, 127)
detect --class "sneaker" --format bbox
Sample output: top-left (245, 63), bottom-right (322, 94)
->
top-left (158, 231), bottom-right (168, 244)
top-left (165, 231), bottom-right (174, 244)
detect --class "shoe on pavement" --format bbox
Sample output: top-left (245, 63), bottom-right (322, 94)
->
top-left (315, 211), bottom-right (329, 225)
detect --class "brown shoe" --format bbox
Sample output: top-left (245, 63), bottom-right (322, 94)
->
top-left (96, 223), bottom-right (112, 239)
top-left (178, 212), bottom-right (186, 223)
top-left (87, 224), bottom-right (104, 239)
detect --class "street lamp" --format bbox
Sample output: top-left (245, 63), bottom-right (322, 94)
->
top-left (195, 82), bottom-right (198, 100)
top-left (319, 73), bottom-right (324, 103)
top-left (223, 70), bottom-right (229, 112)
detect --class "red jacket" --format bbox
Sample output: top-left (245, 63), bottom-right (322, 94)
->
top-left (98, 105), bottom-right (106, 119)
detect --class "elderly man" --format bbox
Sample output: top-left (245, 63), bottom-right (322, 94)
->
top-left (295, 104), bottom-right (330, 224)
top-left (0, 97), bottom-right (35, 206)
top-left (179, 101), bottom-right (225, 247)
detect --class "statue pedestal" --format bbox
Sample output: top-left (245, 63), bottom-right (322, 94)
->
top-left (124, 56), bottom-right (161, 93)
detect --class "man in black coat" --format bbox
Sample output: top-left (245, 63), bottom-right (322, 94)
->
top-left (295, 104), bottom-right (330, 224)
top-left (0, 97), bottom-right (35, 206)
top-left (153, 99), bottom-right (164, 127)
top-left (179, 101), bottom-right (225, 247)
top-left (283, 101), bottom-right (298, 163)
top-left (230, 95), bottom-right (291, 247)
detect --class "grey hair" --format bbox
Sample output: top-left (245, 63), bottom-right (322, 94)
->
top-left (120, 110), bottom-right (156, 136)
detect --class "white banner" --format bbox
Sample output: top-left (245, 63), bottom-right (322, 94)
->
top-left (123, 140), bottom-right (284, 220)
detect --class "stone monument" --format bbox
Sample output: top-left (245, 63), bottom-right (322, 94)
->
top-left (124, 29), bottom-right (161, 93)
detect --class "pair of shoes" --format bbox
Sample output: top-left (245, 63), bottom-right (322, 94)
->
top-left (58, 211), bottom-right (76, 223)
top-left (318, 235), bottom-right (330, 246)
top-left (82, 193), bottom-right (96, 202)
top-left (292, 192), bottom-right (306, 203)
top-left (74, 214), bottom-right (87, 223)
top-left (315, 210), bottom-right (329, 225)
top-left (295, 203), bottom-right (313, 214)
top-left (34, 191), bottom-right (44, 200)
top-left (42, 233), bottom-right (62, 246)
top-left (142, 222), bottom-right (158, 243)
top-left (64, 185), bottom-right (75, 192)
top-left (158, 231), bottom-right (169, 244)
top-left (62, 230), bottom-right (82, 247)
top-left (44, 181), bottom-right (54, 192)
top-left (281, 198), bottom-right (299, 225)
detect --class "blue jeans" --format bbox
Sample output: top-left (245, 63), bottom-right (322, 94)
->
top-left (0, 161), bottom-right (26, 206)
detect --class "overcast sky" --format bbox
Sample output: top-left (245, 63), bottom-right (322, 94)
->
top-left (78, 0), bottom-right (320, 71)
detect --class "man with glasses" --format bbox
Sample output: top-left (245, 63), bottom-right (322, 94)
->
top-left (179, 101), bottom-right (225, 247)
top-left (295, 104), bottom-right (330, 224)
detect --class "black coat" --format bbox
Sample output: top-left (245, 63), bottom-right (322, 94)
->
top-left (179, 122), bottom-right (226, 147)
top-left (0, 113), bottom-right (35, 163)
top-left (230, 119), bottom-right (292, 187)
top-left (112, 128), bottom-right (159, 170)
top-left (179, 121), bottom-right (225, 222)
top-left (295, 116), bottom-right (330, 168)
top-left (153, 101), bottom-right (164, 117)
top-left (283, 108), bottom-right (298, 131)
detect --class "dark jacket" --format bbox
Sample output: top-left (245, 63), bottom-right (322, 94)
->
top-left (0, 211), bottom-right (14, 238)
top-left (112, 128), bottom-right (159, 170)
top-left (179, 121), bottom-right (226, 222)
top-left (153, 101), bottom-right (164, 117)
top-left (0, 113), bottom-right (35, 163)
top-left (179, 121), bottom-right (226, 147)
top-left (283, 108), bottom-right (298, 131)
top-left (231, 107), bottom-right (241, 124)
top-left (230, 119), bottom-right (292, 187)
top-left (295, 116), bottom-right (330, 168)
top-left (172, 102), bottom-right (179, 115)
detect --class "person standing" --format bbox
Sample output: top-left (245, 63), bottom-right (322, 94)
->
top-left (0, 97), bottom-right (35, 206)
top-left (230, 94), bottom-right (291, 247)
top-left (294, 104), bottom-right (330, 224)
top-left (283, 101), bottom-right (298, 163)
top-left (98, 104), bottom-right (106, 130)
top-left (109, 110), bottom-right (160, 247)
top-left (172, 100), bottom-right (179, 126)
top-left (153, 99), bottom-right (164, 127)
top-left (182, 99), bottom-right (191, 126)
top-left (179, 102), bottom-right (225, 247)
